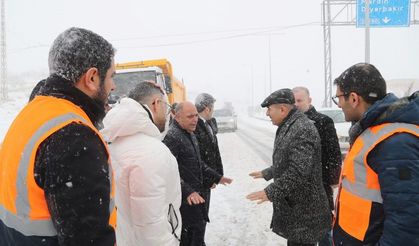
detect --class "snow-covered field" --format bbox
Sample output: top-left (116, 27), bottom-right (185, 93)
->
top-left (0, 91), bottom-right (30, 141)
top-left (0, 92), bottom-right (287, 245)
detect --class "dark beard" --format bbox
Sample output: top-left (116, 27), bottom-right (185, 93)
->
top-left (93, 81), bottom-right (108, 110)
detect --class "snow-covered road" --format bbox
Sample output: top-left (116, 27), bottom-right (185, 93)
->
top-left (206, 117), bottom-right (287, 245)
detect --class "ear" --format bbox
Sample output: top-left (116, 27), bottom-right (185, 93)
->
top-left (84, 67), bottom-right (100, 91)
top-left (308, 97), bottom-right (312, 104)
top-left (279, 105), bottom-right (286, 113)
top-left (349, 92), bottom-right (360, 108)
top-left (74, 67), bottom-right (100, 97)
top-left (150, 97), bottom-right (160, 113)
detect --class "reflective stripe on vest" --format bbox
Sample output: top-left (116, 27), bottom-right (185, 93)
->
top-left (1, 113), bottom-right (87, 236)
top-left (338, 122), bottom-right (419, 241)
top-left (0, 102), bottom-right (116, 236)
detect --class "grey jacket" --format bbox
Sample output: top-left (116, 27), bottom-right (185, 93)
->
top-left (262, 109), bottom-right (331, 243)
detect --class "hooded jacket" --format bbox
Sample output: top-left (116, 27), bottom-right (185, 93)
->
top-left (333, 92), bottom-right (419, 245)
top-left (101, 98), bottom-right (182, 246)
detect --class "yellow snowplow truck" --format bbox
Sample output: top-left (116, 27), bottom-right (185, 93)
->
top-left (113, 59), bottom-right (186, 104)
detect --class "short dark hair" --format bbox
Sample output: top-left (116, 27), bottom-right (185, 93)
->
top-left (48, 27), bottom-right (115, 83)
top-left (334, 63), bottom-right (386, 104)
top-left (128, 81), bottom-right (164, 104)
top-left (195, 93), bottom-right (216, 113)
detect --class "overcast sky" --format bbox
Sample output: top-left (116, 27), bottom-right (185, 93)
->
top-left (4, 0), bottom-right (419, 108)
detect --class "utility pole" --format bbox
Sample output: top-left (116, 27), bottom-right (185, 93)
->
top-left (251, 65), bottom-right (254, 108)
top-left (322, 0), bottom-right (333, 108)
top-left (268, 33), bottom-right (272, 93)
top-left (0, 0), bottom-right (7, 101)
top-left (365, 0), bottom-right (370, 63)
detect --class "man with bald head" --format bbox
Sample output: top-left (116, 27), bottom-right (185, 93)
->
top-left (163, 101), bottom-right (232, 246)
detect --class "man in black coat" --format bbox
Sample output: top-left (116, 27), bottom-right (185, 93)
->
top-left (163, 101), bottom-right (232, 246)
top-left (247, 88), bottom-right (331, 246)
top-left (293, 87), bottom-right (342, 246)
top-left (0, 27), bottom-right (116, 246)
top-left (194, 93), bottom-right (224, 242)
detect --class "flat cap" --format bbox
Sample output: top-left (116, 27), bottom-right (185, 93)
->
top-left (261, 88), bottom-right (295, 107)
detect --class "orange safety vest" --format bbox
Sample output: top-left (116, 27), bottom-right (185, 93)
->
top-left (336, 122), bottom-right (419, 241)
top-left (0, 96), bottom-right (116, 237)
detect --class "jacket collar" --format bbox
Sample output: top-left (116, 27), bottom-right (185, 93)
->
top-left (277, 107), bottom-right (298, 130)
top-left (305, 105), bottom-right (317, 115)
top-left (41, 75), bottom-right (106, 128)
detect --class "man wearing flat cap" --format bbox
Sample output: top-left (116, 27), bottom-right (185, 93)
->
top-left (247, 88), bottom-right (331, 246)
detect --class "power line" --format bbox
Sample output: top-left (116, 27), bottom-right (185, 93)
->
top-left (111, 22), bottom-right (318, 41)
top-left (6, 21), bottom-right (319, 53)
top-left (117, 22), bottom-right (319, 49)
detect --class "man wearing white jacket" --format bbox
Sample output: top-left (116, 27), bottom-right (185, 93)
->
top-left (102, 82), bottom-right (182, 246)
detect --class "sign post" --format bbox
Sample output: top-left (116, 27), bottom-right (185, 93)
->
top-left (357, 0), bottom-right (411, 27)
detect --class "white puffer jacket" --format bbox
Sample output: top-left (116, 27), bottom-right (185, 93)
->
top-left (102, 98), bottom-right (182, 246)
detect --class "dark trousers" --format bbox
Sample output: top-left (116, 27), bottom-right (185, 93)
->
top-left (180, 221), bottom-right (206, 246)
top-left (201, 189), bottom-right (211, 245)
top-left (287, 241), bottom-right (316, 246)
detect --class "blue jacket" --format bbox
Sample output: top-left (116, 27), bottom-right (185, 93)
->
top-left (333, 92), bottom-right (419, 245)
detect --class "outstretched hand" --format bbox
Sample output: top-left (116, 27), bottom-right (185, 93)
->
top-left (187, 192), bottom-right (205, 205)
top-left (246, 190), bottom-right (269, 204)
top-left (249, 171), bottom-right (263, 179)
top-left (219, 176), bottom-right (233, 185)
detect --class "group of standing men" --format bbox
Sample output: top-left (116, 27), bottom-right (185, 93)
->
top-left (0, 27), bottom-right (232, 246)
top-left (247, 64), bottom-right (418, 246)
top-left (0, 27), bottom-right (418, 246)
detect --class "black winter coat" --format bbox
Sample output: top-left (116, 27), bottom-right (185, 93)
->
top-left (194, 117), bottom-right (224, 216)
top-left (305, 106), bottom-right (342, 210)
top-left (262, 109), bottom-right (331, 244)
top-left (195, 118), bottom-right (224, 184)
top-left (0, 75), bottom-right (116, 246)
top-left (163, 121), bottom-right (222, 227)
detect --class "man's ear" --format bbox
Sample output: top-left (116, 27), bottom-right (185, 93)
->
top-left (150, 97), bottom-right (159, 113)
top-left (83, 67), bottom-right (100, 91)
top-left (349, 92), bottom-right (360, 108)
top-left (74, 68), bottom-right (100, 97)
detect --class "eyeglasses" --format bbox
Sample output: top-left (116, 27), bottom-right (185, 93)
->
top-left (331, 93), bottom-right (349, 105)
top-left (159, 100), bottom-right (173, 115)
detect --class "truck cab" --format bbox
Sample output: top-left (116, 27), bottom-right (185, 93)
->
top-left (112, 66), bottom-right (166, 100)
top-left (112, 59), bottom-right (186, 105)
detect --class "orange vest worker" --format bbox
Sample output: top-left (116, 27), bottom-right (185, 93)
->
top-left (0, 96), bottom-right (116, 237)
top-left (335, 122), bottom-right (418, 242)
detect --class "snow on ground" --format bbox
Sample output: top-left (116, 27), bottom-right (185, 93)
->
top-left (0, 91), bottom-right (30, 141)
top-left (206, 126), bottom-right (286, 245)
